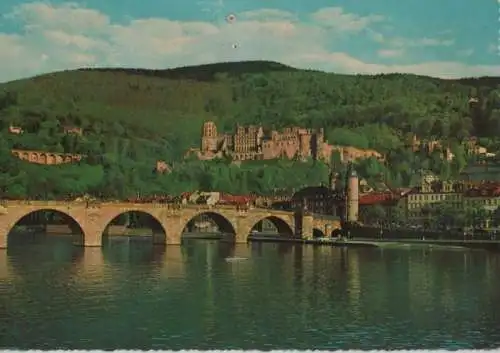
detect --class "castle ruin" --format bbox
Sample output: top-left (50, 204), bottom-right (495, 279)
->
top-left (186, 121), bottom-right (384, 163)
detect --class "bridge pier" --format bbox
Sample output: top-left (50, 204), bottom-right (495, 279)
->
top-left (152, 232), bottom-right (183, 245)
top-left (301, 214), bottom-right (314, 240)
top-left (0, 250), bottom-right (10, 279)
top-left (0, 214), bottom-right (12, 249)
top-left (0, 231), bottom-right (6, 249)
top-left (235, 232), bottom-right (248, 244)
top-left (83, 231), bottom-right (102, 247)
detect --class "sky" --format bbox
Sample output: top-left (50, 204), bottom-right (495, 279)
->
top-left (0, 0), bottom-right (499, 82)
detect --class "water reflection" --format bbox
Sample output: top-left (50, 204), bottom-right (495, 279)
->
top-left (73, 247), bottom-right (106, 285)
top-left (158, 245), bottom-right (187, 279)
top-left (1, 236), bottom-right (500, 350)
top-left (346, 249), bottom-right (361, 319)
top-left (7, 234), bottom-right (84, 279)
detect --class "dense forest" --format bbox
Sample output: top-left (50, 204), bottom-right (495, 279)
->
top-left (0, 60), bottom-right (499, 200)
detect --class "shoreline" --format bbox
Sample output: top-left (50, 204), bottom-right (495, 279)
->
top-left (247, 235), bottom-right (500, 251)
top-left (12, 225), bottom-right (500, 251)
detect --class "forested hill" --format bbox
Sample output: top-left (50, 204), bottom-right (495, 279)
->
top-left (1, 60), bottom-right (499, 158)
top-left (0, 60), bottom-right (499, 199)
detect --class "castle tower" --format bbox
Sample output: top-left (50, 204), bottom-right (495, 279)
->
top-left (346, 168), bottom-right (359, 223)
top-left (298, 133), bottom-right (311, 159)
top-left (257, 126), bottom-right (264, 146)
top-left (311, 128), bottom-right (325, 160)
top-left (318, 128), bottom-right (324, 142)
top-left (201, 121), bottom-right (218, 153)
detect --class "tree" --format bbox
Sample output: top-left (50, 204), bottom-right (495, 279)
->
top-left (387, 204), bottom-right (406, 224)
top-left (330, 150), bottom-right (342, 169)
top-left (359, 205), bottom-right (386, 225)
top-left (492, 207), bottom-right (500, 227)
top-left (433, 204), bottom-right (465, 229)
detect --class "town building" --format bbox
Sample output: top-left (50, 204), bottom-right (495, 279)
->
top-left (405, 174), bottom-right (464, 223)
top-left (8, 124), bottom-right (23, 135)
top-left (291, 186), bottom-right (342, 216)
top-left (63, 126), bottom-right (83, 136)
top-left (403, 171), bottom-right (500, 226)
top-left (290, 170), bottom-right (345, 216)
top-left (254, 191), bottom-right (292, 209)
top-left (155, 160), bottom-right (172, 174)
top-left (186, 121), bottom-right (384, 164)
top-left (463, 183), bottom-right (500, 221)
top-left (406, 134), bottom-right (492, 160)
top-left (290, 169), bottom-right (409, 222)
top-left (462, 137), bottom-right (488, 156)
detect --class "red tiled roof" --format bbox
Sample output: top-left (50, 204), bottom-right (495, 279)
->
top-left (219, 193), bottom-right (257, 204)
top-left (359, 192), bottom-right (400, 205)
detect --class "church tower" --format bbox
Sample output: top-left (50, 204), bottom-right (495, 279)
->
top-left (329, 169), bottom-right (341, 191)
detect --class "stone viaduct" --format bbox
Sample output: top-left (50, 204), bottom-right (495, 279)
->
top-left (0, 200), bottom-right (341, 249)
top-left (11, 149), bottom-right (83, 165)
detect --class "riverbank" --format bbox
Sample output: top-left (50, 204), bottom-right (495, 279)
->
top-left (348, 225), bottom-right (497, 241)
top-left (14, 225), bottom-right (500, 251)
top-left (247, 235), bottom-right (500, 251)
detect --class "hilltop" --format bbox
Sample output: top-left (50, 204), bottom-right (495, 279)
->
top-left (0, 60), bottom-right (499, 199)
top-left (84, 60), bottom-right (301, 81)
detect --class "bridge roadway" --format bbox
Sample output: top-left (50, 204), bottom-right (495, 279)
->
top-left (0, 200), bottom-right (341, 249)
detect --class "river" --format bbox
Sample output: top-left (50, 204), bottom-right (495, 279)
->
top-left (1, 233), bottom-right (500, 350)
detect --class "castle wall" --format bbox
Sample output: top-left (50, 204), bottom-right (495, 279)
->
top-left (262, 141), bottom-right (277, 160)
top-left (298, 134), bottom-right (312, 159)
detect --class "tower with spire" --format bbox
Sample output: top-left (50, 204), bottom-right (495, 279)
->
top-left (328, 168), bottom-right (342, 192)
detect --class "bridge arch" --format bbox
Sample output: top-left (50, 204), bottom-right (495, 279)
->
top-left (313, 228), bottom-right (326, 238)
top-left (331, 228), bottom-right (342, 238)
top-left (249, 215), bottom-right (294, 237)
top-left (100, 209), bottom-right (168, 245)
top-left (5, 208), bottom-right (85, 246)
top-left (181, 211), bottom-right (236, 238)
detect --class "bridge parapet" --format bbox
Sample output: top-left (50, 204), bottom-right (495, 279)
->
top-left (2, 199), bottom-right (293, 213)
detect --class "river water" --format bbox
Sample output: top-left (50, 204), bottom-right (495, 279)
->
top-left (1, 234), bottom-right (500, 350)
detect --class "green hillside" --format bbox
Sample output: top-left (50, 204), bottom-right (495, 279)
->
top-left (0, 60), bottom-right (499, 199)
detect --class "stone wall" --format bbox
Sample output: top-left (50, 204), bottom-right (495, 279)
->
top-left (11, 149), bottom-right (84, 165)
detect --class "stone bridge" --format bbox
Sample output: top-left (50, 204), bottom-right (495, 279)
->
top-left (310, 213), bottom-right (343, 238)
top-left (0, 201), bottom-right (341, 249)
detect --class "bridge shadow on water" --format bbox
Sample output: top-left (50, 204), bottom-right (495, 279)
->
top-left (0, 234), bottom-right (396, 291)
top-left (4, 230), bottom-right (255, 282)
